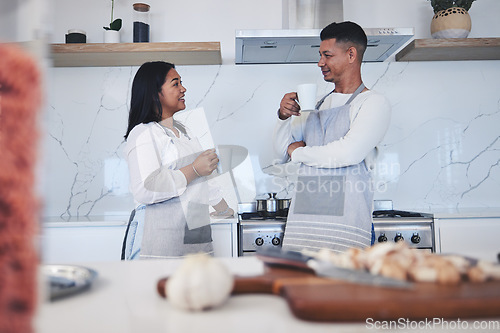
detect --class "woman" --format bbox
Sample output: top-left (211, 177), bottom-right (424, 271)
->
top-left (123, 61), bottom-right (233, 259)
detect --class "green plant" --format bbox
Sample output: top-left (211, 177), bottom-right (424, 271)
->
top-left (428, 0), bottom-right (477, 13)
top-left (103, 0), bottom-right (122, 31)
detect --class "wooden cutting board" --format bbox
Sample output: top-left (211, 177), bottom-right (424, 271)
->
top-left (157, 266), bottom-right (500, 322)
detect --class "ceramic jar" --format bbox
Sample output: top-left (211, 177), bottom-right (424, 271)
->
top-left (431, 7), bottom-right (472, 39)
top-left (66, 29), bottom-right (86, 43)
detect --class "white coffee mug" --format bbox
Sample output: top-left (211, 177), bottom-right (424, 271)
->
top-left (297, 83), bottom-right (317, 112)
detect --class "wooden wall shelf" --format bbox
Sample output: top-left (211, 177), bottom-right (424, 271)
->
top-left (51, 42), bottom-right (222, 67)
top-left (396, 38), bottom-right (500, 62)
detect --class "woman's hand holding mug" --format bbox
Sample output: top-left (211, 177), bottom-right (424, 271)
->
top-left (192, 149), bottom-right (219, 177)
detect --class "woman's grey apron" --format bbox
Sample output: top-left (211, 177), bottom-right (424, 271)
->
top-left (282, 84), bottom-right (374, 253)
top-left (123, 123), bottom-right (213, 259)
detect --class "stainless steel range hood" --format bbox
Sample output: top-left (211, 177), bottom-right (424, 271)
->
top-left (235, 27), bottom-right (414, 64)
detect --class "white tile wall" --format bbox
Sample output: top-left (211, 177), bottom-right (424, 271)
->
top-left (43, 59), bottom-right (500, 218)
top-left (34, 0), bottom-right (500, 217)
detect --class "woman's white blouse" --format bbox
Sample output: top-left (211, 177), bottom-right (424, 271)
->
top-left (125, 122), bottom-right (222, 206)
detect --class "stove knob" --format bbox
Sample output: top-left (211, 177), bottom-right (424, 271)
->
top-left (255, 237), bottom-right (264, 246)
top-left (378, 234), bottom-right (388, 243)
top-left (394, 233), bottom-right (404, 242)
top-left (271, 237), bottom-right (281, 246)
top-left (411, 233), bottom-right (421, 244)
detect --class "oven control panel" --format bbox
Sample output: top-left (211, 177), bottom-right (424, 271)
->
top-left (251, 233), bottom-right (283, 248)
top-left (238, 220), bottom-right (285, 256)
top-left (240, 229), bottom-right (284, 250)
top-left (373, 223), bottom-right (434, 250)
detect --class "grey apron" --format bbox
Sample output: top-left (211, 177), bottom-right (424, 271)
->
top-left (282, 84), bottom-right (373, 253)
top-left (134, 123), bottom-right (213, 259)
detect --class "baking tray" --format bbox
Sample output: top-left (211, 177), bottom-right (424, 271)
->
top-left (42, 264), bottom-right (98, 301)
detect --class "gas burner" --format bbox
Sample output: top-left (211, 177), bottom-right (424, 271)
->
top-left (373, 210), bottom-right (430, 218)
top-left (239, 212), bottom-right (287, 221)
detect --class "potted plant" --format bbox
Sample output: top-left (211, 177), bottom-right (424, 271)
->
top-left (103, 0), bottom-right (122, 43)
top-left (429, 0), bottom-right (477, 38)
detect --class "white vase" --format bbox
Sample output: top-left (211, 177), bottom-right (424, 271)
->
top-left (104, 30), bottom-right (120, 43)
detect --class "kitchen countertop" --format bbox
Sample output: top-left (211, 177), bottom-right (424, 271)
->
top-left (35, 257), bottom-right (497, 333)
top-left (210, 216), bottom-right (238, 225)
top-left (36, 258), bottom-right (340, 333)
top-left (42, 215), bottom-right (238, 227)
top-left (42, 206), bottom-right (500, 225)
top-left (386, 207), bottom-right (500, 219)
top-left (430, 207), bottom-right (500, 219)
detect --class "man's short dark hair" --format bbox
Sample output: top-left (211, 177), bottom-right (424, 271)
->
top-left (320, 21), bottom-right (367, 61)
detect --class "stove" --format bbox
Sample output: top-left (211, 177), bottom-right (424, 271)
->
top-left (373, 209), bottom-right (435, 252)
top-left (237, 200), bottom-right (435, 256)
top-left (237, 202), bottom-right (286, 256)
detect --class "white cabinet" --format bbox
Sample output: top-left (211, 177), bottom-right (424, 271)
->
top-left (435, 217), bottom-right (500, 263)
top-left (41, 219), bottom-right (238, 263)
top-left (40, 222), bottom-right (128, 264)
top-left (211, 222), bottom-right (238, 258)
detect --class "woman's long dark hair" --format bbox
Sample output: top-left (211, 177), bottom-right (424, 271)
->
top-left (124, 61), bottom-right (175, 140)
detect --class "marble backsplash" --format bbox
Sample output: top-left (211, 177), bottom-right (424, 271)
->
top-left (41, 60), bottom-right (500, 218)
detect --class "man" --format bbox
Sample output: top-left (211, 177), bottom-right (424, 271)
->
top-left (273, 21), bottom-right (391, 253)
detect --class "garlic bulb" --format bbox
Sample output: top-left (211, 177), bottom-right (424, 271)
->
top-left (166, 253), bottom-right (234, 311)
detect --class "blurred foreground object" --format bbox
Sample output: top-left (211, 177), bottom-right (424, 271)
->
top-left (0, 43), bottom-right (42, 333)
top-left (166, 253), bottom-right (234, 311)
